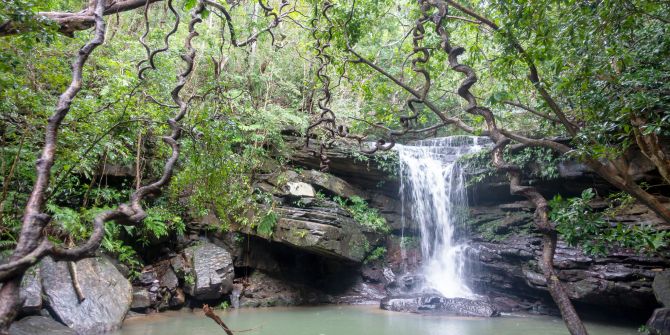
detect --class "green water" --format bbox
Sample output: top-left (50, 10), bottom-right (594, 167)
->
top-left (112, 305), bottom-right (637, 335)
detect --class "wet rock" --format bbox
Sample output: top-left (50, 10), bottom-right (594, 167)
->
top-left (130, 287), bottom-right (152, 311)
top-left (169, 288), bottom-right (186, 308)
top-left (160, 267), bottom-right (179, 291)
top-left (332, 279), bottom-right (385, 304)
top-left (648, 308), bottom-right (670, 335)
top-left (286, 136), bottom-right (399, 193)
top-left (40, 256), bottom-right (132, 334)
top-left (139, 270), bottom-right (157, 286)
top-left (385, 274), bottom-right (427, 296)
top-left (20, 266), bottom-right (42, 313)
top-left (9, 316), bottom-right (75, 335)
top-left (183, 242), bottom-right (234, 300)
top-left (380, 294), bottom-right (499, 317)
top-left (654, 270), bottom-right (670, 307)
top-left (361, 262), bottom-right (385, 283)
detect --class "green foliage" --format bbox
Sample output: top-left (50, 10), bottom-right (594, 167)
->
top-left (315, 191), bottom-right (327, 203)
top-left (460, 147), bottom-right (562, 185)
top-left (364, 246), bottom-right (386, 264)
top-left (345, 147), bottom-right (400, 177)
top-left (184, 273), bottom-right (195, 287)
top-left (135, 206), bottom-right (185, 246)
top-left (256, 210), bottom-right (278, 237)
top-left (101, 218), bottom-right (142, 279)
top-left (334, 195), bottom-right (390, 234)
top-left (1, 0), bottom-right (668, 295)
top-left (217, 301), bottom-right (230, 310)
top-left (549, 189), bottom-right (669, 255)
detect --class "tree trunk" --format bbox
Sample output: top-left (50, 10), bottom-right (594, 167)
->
top-left (585, 159), bottom-right (670, 223)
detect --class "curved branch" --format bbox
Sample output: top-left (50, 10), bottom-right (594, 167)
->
top-left (428, 1), bottom-right (588, 334)
top-left (442, 0), bottom-right (579, 135)
top-left (502, 100), bottom-right (561, 123)
top-left (0, 0), bottom-right (107, 329)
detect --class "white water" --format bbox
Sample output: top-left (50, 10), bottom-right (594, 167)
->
top-left (396, 136), bottom-right (490, 298)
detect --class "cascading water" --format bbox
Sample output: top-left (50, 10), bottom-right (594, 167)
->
top-left (396, 136), bottom-right (490, 298)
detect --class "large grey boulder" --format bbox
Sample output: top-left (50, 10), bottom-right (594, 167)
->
top-left (183, 242), bottom-right (234, 300)
top-left (40, 256), bottom-right (132, 334)
top-left (380, 294), bottom-right (500, 317)
top-left (648, 308), bottom-right (670, 335)
top-left (9, 316), bottom-right (75, 335)
top-left (19, 266), bottom-right (42, 313)
top-left (654, 270), bottom-right (670, 307)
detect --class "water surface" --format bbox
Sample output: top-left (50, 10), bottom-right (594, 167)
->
top-left (113, 305), bottom-right (637, 335)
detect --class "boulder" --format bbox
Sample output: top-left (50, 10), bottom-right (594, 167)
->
top-left (9, 316), bottom-right (75, 335)
top-left (654, 270), bottom-right (670, 307)
top-left (183, 242), bottom-right (234, 300)
top-left (285, 182), bottom-right (315, 197)
top-left (160, 267), bottom-right (179, 291)
top-left (40, 256), bottom-right (132, 334)
top-left (19, 266), bottom-right (42, 313)
top-left (380, 294), bottom-right (500, 317)
top-left (648, 308), bottom-right (670, 335)
top-left (130, 287), bottom-right (152, 311)
top-left (299, 169), bottom-right (364, 198)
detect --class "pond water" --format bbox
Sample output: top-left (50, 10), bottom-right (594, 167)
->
top-left (112, 305), bottom-right (638, 335)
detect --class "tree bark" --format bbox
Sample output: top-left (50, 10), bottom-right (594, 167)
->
top-left (0, 0), bottom-right (165, 37)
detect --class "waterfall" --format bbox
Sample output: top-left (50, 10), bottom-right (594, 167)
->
top-left (396, 136), bottom-right (489, 298)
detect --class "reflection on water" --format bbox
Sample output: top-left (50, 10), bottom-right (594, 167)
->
top-left (112, 305), bottom-right (637, 335)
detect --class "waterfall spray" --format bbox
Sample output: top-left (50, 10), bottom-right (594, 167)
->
top-left (397, 136), bottom-right (489, 298)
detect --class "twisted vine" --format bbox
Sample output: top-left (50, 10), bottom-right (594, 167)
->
top-left (425, 1), bottom-right (588, 334)
top-left (137, 0), bottom-right (180, 80)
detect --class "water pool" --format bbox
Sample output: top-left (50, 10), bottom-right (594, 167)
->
top-left (112, 305), bottom-right (638, 335)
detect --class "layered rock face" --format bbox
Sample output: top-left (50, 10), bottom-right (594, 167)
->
top-left (287, 139), bottom-right (670, 319)
top-left (466, 203), bottom-right (669, 317)
top-left (245, 169), bottom-right (385, 263)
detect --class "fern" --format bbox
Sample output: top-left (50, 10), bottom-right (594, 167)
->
top-left (0, 240), bottom-right (16, 251)
top-left (257, 210), bottom-right (278, 237)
